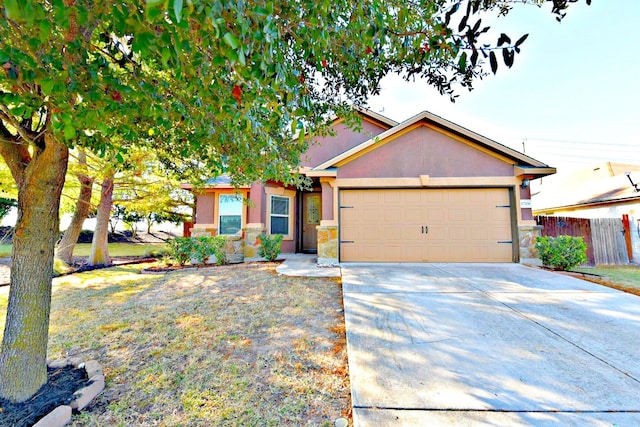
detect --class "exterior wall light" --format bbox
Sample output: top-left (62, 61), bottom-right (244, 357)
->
top-left (520, 178), bottom-right (530, 189)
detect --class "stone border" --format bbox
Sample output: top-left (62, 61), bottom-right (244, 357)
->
top-left (33, 359), bottom-right (105, 427)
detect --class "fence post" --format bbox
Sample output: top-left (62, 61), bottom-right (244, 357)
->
top-left (622, 214), bottom-right (633, 260)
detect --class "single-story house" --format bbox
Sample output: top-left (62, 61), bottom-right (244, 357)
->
top-left (532, 162), bottom-right (640, 263)
top-left (182, 108), bottom-right (555, 264)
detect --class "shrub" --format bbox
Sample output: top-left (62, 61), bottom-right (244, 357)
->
top-left (166, 236), bottom-right (228, 265)
top-left (534, 235), bottom-right (588, 271)
top-left (258, 234), bottom-right (283, 262)
top-left (167, 237), bottom-right (194, 266)
top-left (193, 236), bottom-right (227, 265)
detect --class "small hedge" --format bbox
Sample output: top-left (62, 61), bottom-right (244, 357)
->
top-left (535, 235), bottom-right (588, 271)
top-left (258, 234), bottom-right (283, 262)
top-left (167, 236), bottom-right (227, 266)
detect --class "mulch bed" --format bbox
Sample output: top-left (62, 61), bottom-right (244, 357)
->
top-left (0, 365), bottom-right (91, 427)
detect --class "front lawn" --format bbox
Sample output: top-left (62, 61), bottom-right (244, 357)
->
top-left (0, 264), bottom-right (350, 426)
top-left (573, 265), bottom-right (640, 296)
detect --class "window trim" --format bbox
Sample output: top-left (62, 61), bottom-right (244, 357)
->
top-left (217, 193), bottom-right (244, 235)
top-left (265, 187), bottom-right (295, 241)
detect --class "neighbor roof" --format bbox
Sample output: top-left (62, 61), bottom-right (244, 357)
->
top-left (533, 162), bottom-right (640, 213)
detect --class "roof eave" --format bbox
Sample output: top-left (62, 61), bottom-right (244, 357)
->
top-left (314, 110), bottom-right (551, 171)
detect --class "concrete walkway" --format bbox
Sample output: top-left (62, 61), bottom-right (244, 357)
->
top-left (341, 263), bottom-right (640, 426)
top-left (276, 253), bottom-right (341, 278)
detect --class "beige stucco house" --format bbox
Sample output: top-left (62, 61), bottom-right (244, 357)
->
top-left (183, 108), bottom-right (555, 264)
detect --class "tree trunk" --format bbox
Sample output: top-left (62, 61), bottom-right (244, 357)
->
top-left (0, 136), bottom-right (68, 402)
top-left (55, 152), bottom-right (94, 264)
top-left (89, 176), bottom-right (113, 266)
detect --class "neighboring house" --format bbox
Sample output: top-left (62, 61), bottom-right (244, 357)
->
top-left (182, 108), bottom-right (555, 264)
top-left (532, 162), bottom-right (640, 264)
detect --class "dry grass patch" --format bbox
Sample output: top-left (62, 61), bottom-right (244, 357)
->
top-left (0, 263), bottom-right (350, 426)
top-left (572, 265), bottom-right (640, 296)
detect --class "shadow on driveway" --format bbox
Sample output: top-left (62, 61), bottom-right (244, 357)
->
top-left (342, 263), bottom-right (640, 426)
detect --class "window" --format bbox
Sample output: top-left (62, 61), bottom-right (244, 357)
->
top-left (265, 187), bottom-right (295, 240)
top-left (270, 195), bottom-right (290, 235)
top-left (218, 194), bottom-right (243, 235)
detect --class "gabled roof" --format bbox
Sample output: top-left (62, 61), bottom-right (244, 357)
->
top-left (533, 162), bottom-right (640, 212)
top-left (353, 106), bottom-right (399, 128)
top-left (312, 110), bottom-right (554, 175)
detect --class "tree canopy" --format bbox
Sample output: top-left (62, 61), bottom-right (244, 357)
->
top-left (0, 0), bottom-right (588, 402)
top-left (1, 0), bottom-right (584, 185)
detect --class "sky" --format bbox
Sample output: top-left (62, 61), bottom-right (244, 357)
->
top-left (367, 0), bottom-right (640, 174)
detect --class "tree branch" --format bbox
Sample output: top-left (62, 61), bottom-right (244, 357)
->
top-left (0, 104), bottom-right (36, 145)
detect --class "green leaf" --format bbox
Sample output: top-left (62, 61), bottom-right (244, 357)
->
top-left (145, 0), bottom-right (166, 20)
top-left (222, 32), bottom-right (240, 50)
top-left (39, 20), bottom-right (51, 43)
top-left (458, 52), bottom-right (467, 72)
top-left (63, 124), bottom-right (76, 140)
top-left (4, 0), bottom-right (23, 20)
top-left (253, 6), bottom-right (271, 16)
top-left (173, 0), bottom-right (183, 23)
top-left (116, 152), bottom-right (124, 163)
top-left (225, 48), bottom-right (238, 63)
top-left (38, 78), bottom-right (55, 95)
top-left (132, 32), bottom-right (155, 55)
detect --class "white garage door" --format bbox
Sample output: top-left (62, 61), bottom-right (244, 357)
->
top-left (340, 188), bottom-right (514, 262)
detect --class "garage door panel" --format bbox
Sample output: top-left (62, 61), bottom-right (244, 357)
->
top-left (340, 188), bottom-right (513, 262)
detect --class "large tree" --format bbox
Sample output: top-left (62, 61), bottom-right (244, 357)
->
top-left (0, 0), bottom-right (585, 402)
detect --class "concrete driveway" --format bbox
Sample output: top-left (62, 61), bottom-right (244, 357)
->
top-left (341, 263), bottom-right (640, 426)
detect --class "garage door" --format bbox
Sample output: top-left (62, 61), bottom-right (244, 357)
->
top-left (340, 188), bottom-right (514, 262)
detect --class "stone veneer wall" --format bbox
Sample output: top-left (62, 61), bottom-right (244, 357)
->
top-left (224, 235), bottom-right (245, 264)
top-left (317, 224), bottom-right (338, 266)
top-left (189, 226), bottom-right (244, 264)
top-left (244, 223), bottom-right (265, 261)
top-left (519, 225), bottom-right (543, 265)
top-left (190, 226), bottom-right (217, 237)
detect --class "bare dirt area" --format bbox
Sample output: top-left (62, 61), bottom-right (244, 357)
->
top-left (0, 262), bottom-right (351, 426)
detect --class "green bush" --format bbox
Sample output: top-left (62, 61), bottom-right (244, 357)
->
top-left (167, 237), bottom-right (194, 266)
top-left (193, 236), bottom-right (227, 265)
top-left (167, 236), bottom-right (228, 265)
top-left (534, 235), bottom-right (588, 271)
top-left (258, 234), bottom-right (283, 262)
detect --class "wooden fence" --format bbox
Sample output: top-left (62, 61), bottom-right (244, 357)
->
top-left (535, 216), bottom-right (629, 265)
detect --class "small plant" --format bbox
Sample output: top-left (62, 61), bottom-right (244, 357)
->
top-left (167, 237), bottom-right (195, 266)
top-left (193, 236), bottom-right (227, 265)
top-left (258, 234), bottom-right (283, 262)
top-left (167, 236), bottom-right (228, 266)
top-left (535, 235), bottom-right (588, 271)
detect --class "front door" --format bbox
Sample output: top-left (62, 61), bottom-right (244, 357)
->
top-left (302, 192), bottom-right (321, 252)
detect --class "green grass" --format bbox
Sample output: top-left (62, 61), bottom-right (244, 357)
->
top-left (0, 244), bottom-right (10, 257)
top-left (0, 243), bottom-right (166, 258)
top-left (573, 265), bottom-right (640, 295)
top-left (72, 243), bottom-right (166, 257)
